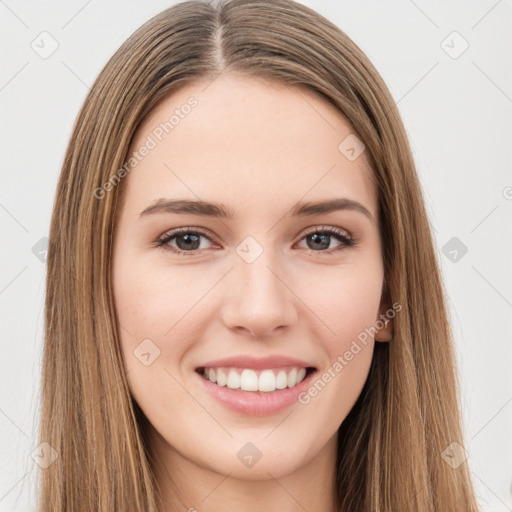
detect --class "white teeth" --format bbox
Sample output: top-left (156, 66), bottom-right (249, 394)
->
top-left (287, 368), bottom-right (297, 388)
top-left (240, 369), bottom-right (258, 391)
top-left (296, 368), bottom-right (306, 384)
top-left (201, 366), bottom-right (311, 392)
top-left (217, 368), bottom-right (228, 387)
top-left (226, 369), bottom-right (241, 389)
top-left (258, 370), bottom-right (276, 392)
top-left (276, 370), bottom-right (288, 389)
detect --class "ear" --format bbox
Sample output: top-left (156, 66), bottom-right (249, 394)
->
top-left (374, 300), bottom-right (394, 342)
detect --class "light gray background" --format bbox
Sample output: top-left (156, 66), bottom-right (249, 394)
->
top-left (1, 1), bottom-right (511, 510)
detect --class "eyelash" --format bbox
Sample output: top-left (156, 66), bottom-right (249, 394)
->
top-left (154, 226), bottom-right (356, 257)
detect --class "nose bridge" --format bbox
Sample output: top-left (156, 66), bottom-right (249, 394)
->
top-left (221, 241), bottom-right (297, 336)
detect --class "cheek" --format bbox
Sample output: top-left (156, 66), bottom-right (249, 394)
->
top-left (112, 260), bottom-right (204, 418)
top-left (294, 267), bottom-right (381, 411)
top-left (303, 266), bottom-right (383, 346)
top-left (112, 254), bottom-right (211, 367)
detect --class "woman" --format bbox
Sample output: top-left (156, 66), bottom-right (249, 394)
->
top-left (39, 0), bottom-right (481, 510)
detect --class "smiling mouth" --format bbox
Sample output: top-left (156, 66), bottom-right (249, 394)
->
top-left (195, 366), bottom-right (317, 393)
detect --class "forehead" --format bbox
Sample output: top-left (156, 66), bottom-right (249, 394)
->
top-left (121, 73), bottom-right (377, 219)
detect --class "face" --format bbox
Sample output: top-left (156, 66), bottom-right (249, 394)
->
top-left (112, 73), bottom-right (392, 483)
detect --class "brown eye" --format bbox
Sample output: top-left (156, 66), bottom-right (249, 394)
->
top-left (156, 228), bottom-right (215, 255)
top-left (155, 225), bottom-right (356, 257)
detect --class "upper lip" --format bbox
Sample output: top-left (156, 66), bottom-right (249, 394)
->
top-left (197, 355), bottom-right (316, 370)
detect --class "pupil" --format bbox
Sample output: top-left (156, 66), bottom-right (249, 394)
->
top-left (177, 234), bottom-right (200, 250)
top-left (309, 233), bottom-right (329, 250)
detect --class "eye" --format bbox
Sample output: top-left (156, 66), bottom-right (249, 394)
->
top-left (155, 228), bottom-right (217, 256)
top-left (154, 225), bottom-right (356, 256)
top-left (295, 226), bottom-right (355, 254)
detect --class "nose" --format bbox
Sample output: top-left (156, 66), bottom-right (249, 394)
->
top-left (220, 251), bottom-right (298, 338)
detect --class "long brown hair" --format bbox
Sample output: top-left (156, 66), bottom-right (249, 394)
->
top-left (38, 0), bottom-right (480, 510)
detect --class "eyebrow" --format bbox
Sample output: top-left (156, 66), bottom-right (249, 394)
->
top-left (139, 197), bottom-right (373, 221)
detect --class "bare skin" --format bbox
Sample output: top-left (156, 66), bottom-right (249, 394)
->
top-left (111, 72), bottom-right (392, 512)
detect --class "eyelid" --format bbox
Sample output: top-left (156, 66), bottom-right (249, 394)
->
top-left (300, 224), bottom-right (352, 240)
top-left (156, 226), bottom-right (215, 244)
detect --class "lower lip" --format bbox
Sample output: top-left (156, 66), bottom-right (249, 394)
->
top-left (195, 369), bottom-right (317, 416)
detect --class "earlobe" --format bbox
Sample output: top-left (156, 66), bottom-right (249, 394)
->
top-left (374, 302), bottom-right (394, 342)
